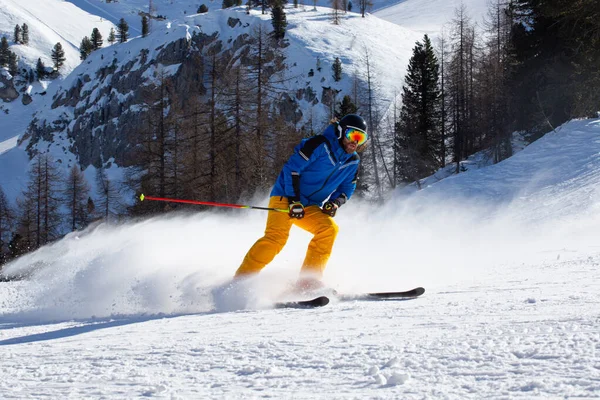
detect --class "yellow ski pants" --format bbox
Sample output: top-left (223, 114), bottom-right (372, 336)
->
top-left (235, 196), bottom-right (339, 278)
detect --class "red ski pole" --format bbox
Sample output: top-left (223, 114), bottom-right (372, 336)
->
top-left (139, 194), bottom-right (289, 213)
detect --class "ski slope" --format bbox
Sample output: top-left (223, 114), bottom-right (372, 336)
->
top-left (1, 119), bottom-right (599, 398)
top-left (0, 0), bottom-right (116, 74)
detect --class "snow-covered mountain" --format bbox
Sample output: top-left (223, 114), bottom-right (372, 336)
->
top-left (1, 5), bottom-right (423, 206)
top-left (0, 0), bottom-right (490, 206)
top-left (1, 118), bottom-right (599, 398)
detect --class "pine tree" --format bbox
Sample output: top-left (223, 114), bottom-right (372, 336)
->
top-left (335, 95), bottom-right (357, 120)
top-left (90, 28), bottom-right (103, 50)
top-left (395, 34), bottom-right (442, 183)
top-left (51, 42), bottom-right (66, 71)
top-left (7, 51), bottom-right (18, 76)
top-left (107, 27), bottom-right (116, 45)
top-left (21, 24), bottom-right (29, 45)
top-left (63, 164), bottom-right (91, 231)
top-left (80, 37), bottom-right (93, 60)
top-left (0, 37), bottom-right (9, 66)
top-left (117, 18), bottom-right (129, 43)
top-left (0, 186), bottom-right (13, 265)
top-left (7, 232), bottom-right (28, 261)
top-left (36, 58), bottom-right (46, 79)
top-left (332, 57), bottom-right (342, 81)
top-left (271, 3), bottom-right (287, 40)
top-left (142, 16), bottom-right (149, 37)
top-left (14, 24), bottom-right (21, 44)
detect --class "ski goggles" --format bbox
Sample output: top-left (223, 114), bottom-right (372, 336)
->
top-left (344, 127), bottom-right (368, 145)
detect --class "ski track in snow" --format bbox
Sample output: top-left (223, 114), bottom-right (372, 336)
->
top-left (1, 252), bottom-right (599, 398)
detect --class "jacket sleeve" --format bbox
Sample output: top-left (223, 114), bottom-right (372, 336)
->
top-left (329, 161), bottom-right (359, 205)
top-left (282, 136), bottom-right (328, 201)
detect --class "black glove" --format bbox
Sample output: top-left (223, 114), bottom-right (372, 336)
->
top-left (322, 199), bottom-right (341, 217)
top-left (288, 201), bottom-right (305, 219)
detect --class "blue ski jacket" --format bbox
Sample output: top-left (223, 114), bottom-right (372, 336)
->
top-left (270, 124), bottom-right (360, 207)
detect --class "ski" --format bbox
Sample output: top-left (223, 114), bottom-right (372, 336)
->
top-left (366, 286), bottom-right (425, 298)
top-left (274, 296), bottom-right (330, 309)
top-left (338, 287), bottom-right (425, 301)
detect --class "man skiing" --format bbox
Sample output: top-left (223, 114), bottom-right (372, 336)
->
top-left (235, 114), bottom-right (368, 291)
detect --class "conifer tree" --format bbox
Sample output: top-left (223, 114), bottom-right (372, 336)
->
top-left (36, 58), bottom-right (46, 79)
top-left (335, 95), bottom-right (358, 119)
top-left (332, 57), bottom-right (342, 81)
top-left (90, 28), bottom-right (103, 50)
top-left (51, 42), bottom-right (66, 71)
top-left (80, 37), bottom-right (93, 60)
top-left (63, 164), bottom-right (91, 231)
top-left (0, 186), bottom-right (13, 265)
top-left (142, 16), bottom-right (149, 37)
top-left (22, 154), bottom-right (63, 248)
top-left (7, 232), bottom-right (27, 261)
top-left (7, 51), bottom-right (18, 76)
top-left (95, 167), bottom-right (121, 220)
top-left (331, 0), bottom-right (343, 24)
top-left (117, 18), bottom-right (129, 43)
top-left (0, 37), bottom-right (9, 66)
top-left (271, 2), bottom-right (287, 40)
top-left (14, 25), bottom-right (21, 44)
top-left (13, 196), bottom-right (35, 257)
top-left (21, 24), bottom-right (29, 45)
top-left (395, 34), bottom-right (442, 183)
top-left (358, 0), bottom-right (373, 17)
top-left (107, 27), bottom-right (116, 45)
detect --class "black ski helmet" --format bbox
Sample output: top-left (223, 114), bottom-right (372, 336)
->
top-left (337, 114), bottom-right (368, 140)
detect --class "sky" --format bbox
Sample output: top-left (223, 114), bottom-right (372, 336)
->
top-left (2, 1), bottom-right (600, 398)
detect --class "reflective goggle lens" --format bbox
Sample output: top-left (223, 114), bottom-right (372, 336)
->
top-left (345, 128), bottom-right (368, 145)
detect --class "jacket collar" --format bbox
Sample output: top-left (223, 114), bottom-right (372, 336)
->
top-left (323, 124), bottom-right (356, 161)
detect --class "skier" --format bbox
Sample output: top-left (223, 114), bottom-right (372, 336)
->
top-left (234, 114), bottom-right (368, 291)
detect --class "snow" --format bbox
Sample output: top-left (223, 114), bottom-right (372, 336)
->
top-left (1, 118), bottom-right (600, 398)
top-left (0, 1), bottom-right (599, 397)
top-left (0, 0), bottom-right (117, 74)
top-left (374, 0), bottom-right (489, 36)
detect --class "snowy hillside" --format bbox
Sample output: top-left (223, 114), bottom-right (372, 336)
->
top-left (1, 118), bottom-right (599, 398)
top-left (0, 6), bottom-right (422, 207)
top-left (374, 0), bottom-right (489, 36)
top-left (0, 0), bottom-right (116, 74)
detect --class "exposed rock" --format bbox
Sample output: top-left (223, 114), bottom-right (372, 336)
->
top-left (23, 28), bottom-right (305, 170)
top-left (0, 73), bottom-right (19, 102)
top-left (22, 93), bottom-right (33, 105)
top-left (227, 17), bottom-right (241, 28)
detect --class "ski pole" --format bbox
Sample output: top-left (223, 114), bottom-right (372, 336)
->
top-left (139, 194), bottom-right (290, 213)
